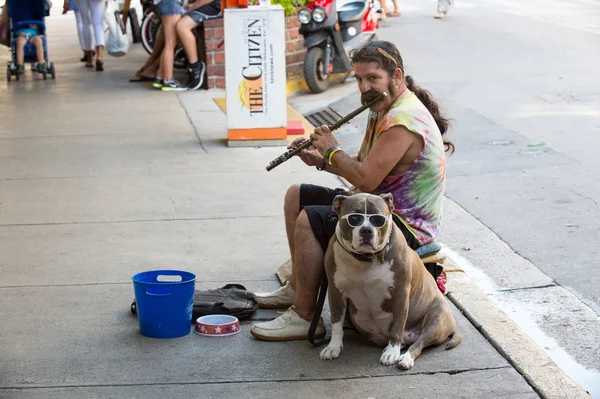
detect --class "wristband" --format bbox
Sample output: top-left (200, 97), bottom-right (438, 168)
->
top-left (316, 157), bottom-right (327, 171)
top-left (327, 148), bottom-right (342, 164)
top-left (323, 146), bottom-right (342, 164)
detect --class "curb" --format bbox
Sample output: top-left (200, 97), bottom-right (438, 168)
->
top-left (444, 255), bottom-right (591, 399)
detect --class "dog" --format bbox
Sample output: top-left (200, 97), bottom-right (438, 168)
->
top-left (320, 192), bottom-right (461, 369)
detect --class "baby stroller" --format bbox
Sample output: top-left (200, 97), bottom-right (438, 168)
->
top-left (5, 0), bottom-right (56, 81)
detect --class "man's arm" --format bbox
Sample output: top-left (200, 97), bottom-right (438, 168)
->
top-left (320, 154), bottom-right (358, 176)
top-left (312, 125), bottom-right (418, 192)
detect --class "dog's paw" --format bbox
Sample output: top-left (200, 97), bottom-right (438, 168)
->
top-left (320, 344), bottom-right (342, 360)
top-left (379, 343), bottom-right (402, 366)
top-left (397, 353), bottom-right (414, 370)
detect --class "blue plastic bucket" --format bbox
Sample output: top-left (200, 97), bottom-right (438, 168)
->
top-left (132, 270), bottom-right (196, 338)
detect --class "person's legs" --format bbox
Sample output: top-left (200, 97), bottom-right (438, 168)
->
top-left (250, 210), bottom-right (327, 341)
top-left (161, 15), bottom-right (181, 81)
top-left (175, 14), bottom-right (206, 90)
top-left (290, 210), bottom-right (326, 321)
top-left (435, 0), bottom-right (453, 18)
top-left (88, 0), bottom-right (105, 69)
top-left (176, 15), bottom-right (199, 64)
top-left (15, 36), bottom-right (27, 74)
top-left (251, 185), bottom-right (348, 341)
top-left (74, 9), bottom-right (86, 60)
top-left (284, 185), bottom-right (302, 289)
top-left (15, 36), bottom-right (27, 68)
top-left (75, 0), bottom-right (92, 51)
top-left (389, 0), bottom-right (401, 16)
top-left (31, 36), bottom-right (45, 68)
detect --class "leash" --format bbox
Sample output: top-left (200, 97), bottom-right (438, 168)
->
top-left (308, 273), bottom-right (330, 346)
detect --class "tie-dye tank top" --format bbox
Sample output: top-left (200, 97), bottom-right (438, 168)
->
top-left (358, 93), bottom-right (446, 245)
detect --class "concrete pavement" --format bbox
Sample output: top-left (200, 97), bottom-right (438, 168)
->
top-left (0, 5), bottom-right (590, 399)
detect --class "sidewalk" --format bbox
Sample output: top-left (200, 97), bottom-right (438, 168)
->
top-left (0, 13), bottom-right (588, 399)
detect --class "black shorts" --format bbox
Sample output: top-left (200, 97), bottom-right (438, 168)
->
top-left (299, 184), bottom-right (421, 254)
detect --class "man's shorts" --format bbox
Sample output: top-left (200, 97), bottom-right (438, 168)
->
top-left (156, 0), bottom-right (184, 17)
top-left (188, 7), bottom-right (221, 26)
top-left (299, 184), bottom-right (421, 254)
top-left (16, 28), bottom-right (42, 43)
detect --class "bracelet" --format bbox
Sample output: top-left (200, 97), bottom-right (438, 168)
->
top-left (316, 157), bottom-right (327, 171)
top-left (323, 146), bottom-right (342, 164)
top-left (327, 148), bottom-right (342, 164)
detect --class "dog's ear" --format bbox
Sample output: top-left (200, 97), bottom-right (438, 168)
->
top-left (332, 195), bottom-right (349, 216)
top-left (380, 193), bottom-right (395, 212)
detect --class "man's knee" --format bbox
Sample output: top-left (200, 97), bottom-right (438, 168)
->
top-left (16, 36), bottom-right (26, 47)
top-left (31, 36), bottom-right (43, 46)
top-left (284, 184), bottom-right (302, 215)
top-left (176, 16), bottom-right (197, 35)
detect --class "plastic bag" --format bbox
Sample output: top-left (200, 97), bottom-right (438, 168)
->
top-left (104, 0), bottom-right (130, 57)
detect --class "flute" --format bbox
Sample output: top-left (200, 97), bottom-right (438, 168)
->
top-left (266, 91), bottom-right (388, 172)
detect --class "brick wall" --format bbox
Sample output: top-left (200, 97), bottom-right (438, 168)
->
top-left (203, 15), bottom-right (306, 89)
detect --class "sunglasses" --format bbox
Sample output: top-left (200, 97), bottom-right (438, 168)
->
top-left (341, 213), bottom-right (390, 228)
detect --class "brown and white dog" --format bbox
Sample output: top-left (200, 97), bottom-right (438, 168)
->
top-left (320, 193), bottom-right (461, 369)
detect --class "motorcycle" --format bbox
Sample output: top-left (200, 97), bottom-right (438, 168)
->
top-left (297, 0), bottom-right (380, 93)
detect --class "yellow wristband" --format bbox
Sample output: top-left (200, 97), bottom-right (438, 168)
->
top-left (327, 148), bottom-right (342, 164)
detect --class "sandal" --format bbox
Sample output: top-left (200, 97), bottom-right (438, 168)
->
top-left (81, 50), bottom-right (96, 62)
top-left (129, 75), bottom-right (154, 82)
top-left (96, 59), bottom-right (104, 72)
top-left (390, 9), bottom-right (401, 17)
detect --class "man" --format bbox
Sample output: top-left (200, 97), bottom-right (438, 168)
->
top-left (250, 40), bottom-right (454, 341)
top-left (176, 0), bottom-right (221, 90)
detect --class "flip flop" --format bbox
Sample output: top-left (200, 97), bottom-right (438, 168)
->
top-left (129, 75), bottom-right (154, 82)
top-left (390, 10), bottom-right (401, 17)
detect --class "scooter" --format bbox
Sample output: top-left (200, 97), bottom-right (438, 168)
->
top-left (297, 0), bottom-right (380, 93)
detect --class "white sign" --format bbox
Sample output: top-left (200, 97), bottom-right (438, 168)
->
top-left (224, 6), bottom-right (287, 131)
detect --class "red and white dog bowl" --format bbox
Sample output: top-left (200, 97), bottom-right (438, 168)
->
top-left (195, 315), bottom-right (241, 337)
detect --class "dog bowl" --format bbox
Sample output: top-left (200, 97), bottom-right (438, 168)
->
top-left (195, 315), bottom-right (241, 337)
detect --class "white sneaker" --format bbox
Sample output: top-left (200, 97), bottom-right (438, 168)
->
top-left (250, 307), bottom-right (326, 341)
top-left (254, 282), bottom-right (296, 309)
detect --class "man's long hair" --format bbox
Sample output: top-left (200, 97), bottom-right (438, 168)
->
top-left (350, 40), bottom-right (455, 154)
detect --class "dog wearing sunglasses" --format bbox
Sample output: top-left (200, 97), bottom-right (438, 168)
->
top-left (320, 192), bottom-right (461, 369)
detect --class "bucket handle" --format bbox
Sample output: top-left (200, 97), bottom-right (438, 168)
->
top-left (146, 289), bottom-right (172, 297)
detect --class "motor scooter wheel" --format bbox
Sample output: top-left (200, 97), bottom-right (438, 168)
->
top-left (304, 47), bottom-right (331, 94)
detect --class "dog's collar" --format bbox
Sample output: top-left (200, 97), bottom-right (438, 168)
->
top-left (337, 227), bottom-right (394, 263)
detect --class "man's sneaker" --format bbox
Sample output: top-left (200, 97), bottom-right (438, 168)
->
top-left (161, 80), bottom-right (188, 92)
top-left (254, 281), bottom-right (296, 309)
top-left (187, 61), bottom-right (206, 90)
top-left (16, 65), bottom-right (25, 75)
top-left (250, 306), bottom-right (326, 341)
top-left (153, 77), bottom-right (164, 89)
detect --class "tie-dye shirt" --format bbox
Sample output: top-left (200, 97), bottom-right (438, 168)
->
top-left (358, 93), bottom-right (446, 245)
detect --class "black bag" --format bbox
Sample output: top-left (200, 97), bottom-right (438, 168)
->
top-left (192, 284), bottom-right (258, 322)
top-left (131, 284), bottom-right (258, 323)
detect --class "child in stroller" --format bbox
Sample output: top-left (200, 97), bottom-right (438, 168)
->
top-left (6, 0), bottom-right (56, 81)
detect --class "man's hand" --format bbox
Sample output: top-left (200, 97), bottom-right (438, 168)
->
top-left (288, 137), bottom-right (324, 168)
top-left (310, 124), bottom-right (339, 156)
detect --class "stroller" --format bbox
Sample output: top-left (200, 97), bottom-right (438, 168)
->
top-left (5, 0), bottom-right (56, 81)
